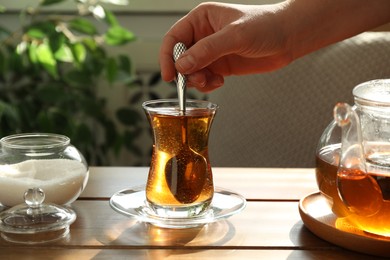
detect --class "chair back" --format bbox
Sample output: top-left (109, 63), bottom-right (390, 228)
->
top-left (208, 32), bottom-right (390, 167)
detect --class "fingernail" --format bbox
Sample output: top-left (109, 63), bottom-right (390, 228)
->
top-left (176, 55), bottom-right (195, 72)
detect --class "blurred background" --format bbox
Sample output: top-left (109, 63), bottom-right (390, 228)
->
top-left (1, 0), bottom-right (390, 167)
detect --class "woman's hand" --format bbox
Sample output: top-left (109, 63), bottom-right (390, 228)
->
top-left (159, 0), bottom-right (390, 92)
top-left (159, 2), bottom-right (292, 92)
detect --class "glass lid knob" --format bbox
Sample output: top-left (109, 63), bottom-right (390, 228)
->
top-left (24, 188), bottom-right (45, 208)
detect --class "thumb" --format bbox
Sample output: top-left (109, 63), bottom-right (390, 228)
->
top-left (175, 29), bottom-right (237, 74)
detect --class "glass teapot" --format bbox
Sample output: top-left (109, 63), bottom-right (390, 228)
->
top-left (316, 79), bottom-right (390, 236)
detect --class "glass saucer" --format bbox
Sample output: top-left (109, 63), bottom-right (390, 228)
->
top-left (110, 186), bottom-right (246, 229)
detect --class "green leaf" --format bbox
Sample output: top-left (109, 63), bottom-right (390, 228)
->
top-left (80, 44), bottom-right (106, 76)
top-left (105, 57), bottom-right (117, 83)
top-left (49, 32), bottom-right (65, 53)
top-left (70, 42), bottom-right (87, 63)
top-left (28, 42), bottom-right (39, 64)
top-left (114, 70), bottom-right (135, 85)
top-left (69, 18), bottom-right (98, 35)
top-left (26, 28), bottom-right (46, 39)
top-left (104, 26), bottom-right (135, 46)
top-left (112, 55), bottom-right (134, 84)
top-left (116, 108), bottom-right (142, 126)
top-left (82, 38), bottom-right (98, 51)
top-left (36, 42), bottom-right (58, 78)
top-left (40, 0), bottom-right (67, 6)
top-left (103, 8), bottom-right (119, 27)
top-left (118, 55), bottom-right (131, 72)
top-left (54, 44), bottom-right (74, 62)
top-left (26, 22), bottom-right (56, 39)
top-left (0, 0), bottom-right (144, 166)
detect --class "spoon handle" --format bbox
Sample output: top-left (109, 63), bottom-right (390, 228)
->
top-left (173, 42), bottom-right (187, 113)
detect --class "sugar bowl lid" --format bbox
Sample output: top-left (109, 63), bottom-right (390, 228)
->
top-left (0, 188), bottom-right (76, 244)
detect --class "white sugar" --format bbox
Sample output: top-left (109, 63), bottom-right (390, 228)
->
top-left (0, 159), bottom-right (88, 207)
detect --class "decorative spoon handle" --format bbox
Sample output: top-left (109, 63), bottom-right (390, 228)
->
top-left (173, 42), bottom-right (187, 113)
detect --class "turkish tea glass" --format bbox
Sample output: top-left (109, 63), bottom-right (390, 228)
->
top-left (143, 99), bottom-right (218, 218)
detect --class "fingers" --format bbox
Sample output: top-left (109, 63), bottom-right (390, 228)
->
top-left (160, 28), bottom-right (225, 92)
top-left (159, 16), bottom-right (197, 82)
top-left (175, 28), bottom-right (237, 75)
top-left (159, 35), bottom-right (177, 83)
top-left (160, 31), bottom-right (232, 84)
top-left (159, 3), bottom-right (237, 83)
top-left (159, 31), bottom-right (227, 91)
top-left (186, 69), bottom-right (224, 93)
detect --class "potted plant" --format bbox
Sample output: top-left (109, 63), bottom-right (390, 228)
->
top-left (0, 0), bottom-right (144, 165)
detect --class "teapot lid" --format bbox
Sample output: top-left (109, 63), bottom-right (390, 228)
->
top-left (353, 79), bottom-right (390, 107)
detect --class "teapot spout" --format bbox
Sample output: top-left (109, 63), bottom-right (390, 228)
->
top-left (334, 102), bottom-right (366, 174)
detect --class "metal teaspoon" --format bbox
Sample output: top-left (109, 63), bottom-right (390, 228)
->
top-left (164, 42), bottom-right (207, 203)
top-left (173, 42), bottom-right (187, 114)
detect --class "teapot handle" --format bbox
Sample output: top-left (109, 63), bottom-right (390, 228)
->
top-left (334, 103), bottom-right (383, 216)
top-left (334, 102), bottom-right (366, 174)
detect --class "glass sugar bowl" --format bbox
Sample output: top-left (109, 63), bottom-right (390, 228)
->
top-left (0, 133), bottom-right (89, 243)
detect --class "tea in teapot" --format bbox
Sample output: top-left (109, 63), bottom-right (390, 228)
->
top-left (316, 79), bottom-right (390, 237)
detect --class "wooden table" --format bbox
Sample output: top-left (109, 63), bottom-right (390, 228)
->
top-left (0, 167), bottom-right (378, 259)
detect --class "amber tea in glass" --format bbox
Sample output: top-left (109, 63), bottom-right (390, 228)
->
top-left (142, 99), bottom-right (218, 218)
